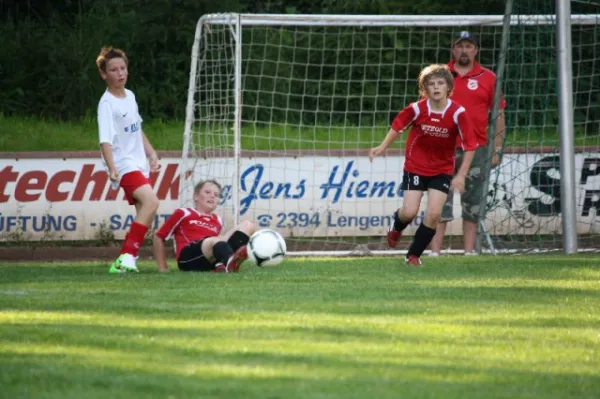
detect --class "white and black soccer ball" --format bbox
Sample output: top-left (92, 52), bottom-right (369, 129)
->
top-left (247, 229), bottom-right (287, 267)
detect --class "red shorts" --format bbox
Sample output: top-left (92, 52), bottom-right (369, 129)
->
top-left (119, 171), bottom-right (152, 205)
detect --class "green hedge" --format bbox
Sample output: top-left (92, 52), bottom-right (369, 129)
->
top-left (0, 0), bottom-right (244, 120)
top-left (0, 0), bottom-right (506, 121)
top-left (0, 0), bottom-right (598, 137)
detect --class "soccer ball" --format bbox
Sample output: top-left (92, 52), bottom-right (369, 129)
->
top-left (247, 229), bottom-right (287, 267)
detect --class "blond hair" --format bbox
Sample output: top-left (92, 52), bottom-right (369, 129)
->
top-left (417, 64), bottom-right (454, 98)
top-left (96, 46), bottom-right (128, 72)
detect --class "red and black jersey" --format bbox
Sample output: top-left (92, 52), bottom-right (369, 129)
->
top-left (155, 208), bottom-right (223, 260)
top-left (391, 98), bottom-right (478, 176)
top-left (448, 60), bottom-right (507, 147)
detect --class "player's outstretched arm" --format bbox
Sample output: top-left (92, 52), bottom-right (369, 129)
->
top-left (370, 103), bottom-right (415, 162)
top-left (152, 234), bottom-right (170, 272)
top-left (369, 128), bottom-right (400, 161)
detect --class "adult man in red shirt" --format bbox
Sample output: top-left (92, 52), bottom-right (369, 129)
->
top-left (153, 180), bottom-right (256, 272)
top-left (429, 31), bottom-right (506, 256)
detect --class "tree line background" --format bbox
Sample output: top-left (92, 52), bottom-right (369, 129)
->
top-left (0, 0), bottom-right (598, 132)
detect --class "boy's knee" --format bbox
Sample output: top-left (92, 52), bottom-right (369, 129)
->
top-left (462, 205), bottom-right (482, 223)
top-left (140, 194), bottom-right (159, 213)
top-left (237, 220), bottom-right (257, 235)
top-left (399, 209), bottom-right (418, 222)
top-left (423, 213), bottom-right (441, 228)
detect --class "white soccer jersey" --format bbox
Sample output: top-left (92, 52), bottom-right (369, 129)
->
top-left (97, 89), bottom-right (149, 177)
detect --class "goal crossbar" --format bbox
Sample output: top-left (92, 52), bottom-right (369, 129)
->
top-left (198, 13), bottom-right (599, 27)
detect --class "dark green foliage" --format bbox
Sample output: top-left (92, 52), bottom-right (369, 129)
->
top-left (0, 0), bottom-right (244, 120)
top-left (0, 0), bottom-right (598, 137)
top-left (0, 0), bottom-right (505, 121)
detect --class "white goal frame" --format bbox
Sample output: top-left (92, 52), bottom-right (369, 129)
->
top-left (182, 13), bottom-right (599, 256)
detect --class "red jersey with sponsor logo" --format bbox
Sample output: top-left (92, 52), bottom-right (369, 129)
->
top-left (391, 98), bottom-right (478, 176)
top-left (448, 60), bottom-right (506, 146)
top-left (155, 208), bottom-right (223, 259)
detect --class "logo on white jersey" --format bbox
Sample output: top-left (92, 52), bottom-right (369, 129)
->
top-left (467, 79), bottom-right (479, 90)
top-left (124, 122), bottom-right (140, 134)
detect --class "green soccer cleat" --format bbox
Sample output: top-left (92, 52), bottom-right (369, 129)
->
top-left (108, 253), bottom-right (139, 274)
top-left (108, 262), bottom-right (126, 274)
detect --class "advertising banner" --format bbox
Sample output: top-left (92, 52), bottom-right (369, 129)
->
top-left (1, 153), bottom-right (599, 241)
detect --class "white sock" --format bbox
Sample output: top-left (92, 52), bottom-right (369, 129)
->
top-left (120, 253), bottom-right (138, 269)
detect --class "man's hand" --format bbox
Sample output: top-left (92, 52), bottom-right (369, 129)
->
top-left (491, 151), bottom-right (502, 168)
top-left (450, 174), bottom-right (466, 194)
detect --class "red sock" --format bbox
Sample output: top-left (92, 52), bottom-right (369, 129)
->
top-left (120, 222), bottom-right (149, 257)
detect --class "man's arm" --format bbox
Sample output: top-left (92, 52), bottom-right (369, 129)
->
top-left (492, 110), bottom-right (506, 167)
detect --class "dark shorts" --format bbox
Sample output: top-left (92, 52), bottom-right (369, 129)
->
top-left (441, 146), bottom-right (488, 223)
top-left (177, 239), bottom-right (216, 272)
top-left (176, 233), bottom-right (248, 272)
top-left (401, 171), bottom-right (452, 194)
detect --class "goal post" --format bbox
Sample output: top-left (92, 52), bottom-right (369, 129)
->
top-left (182, 13), bottom-right (600, 255)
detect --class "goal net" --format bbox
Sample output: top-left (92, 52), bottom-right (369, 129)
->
top-left (182, 13), bottom-right (600, 255)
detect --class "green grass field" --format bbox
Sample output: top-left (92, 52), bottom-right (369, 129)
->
top-left (1, 255), bottom-right (599, 399)
top-left (1, 115), bottom-right (597, 152)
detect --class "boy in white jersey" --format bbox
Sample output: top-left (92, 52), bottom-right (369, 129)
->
top-left (96, 47), bottom-right (160, 274)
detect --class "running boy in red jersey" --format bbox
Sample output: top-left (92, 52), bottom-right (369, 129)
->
top-left (96, 47), bottom-right (160, 274)
top-left (369, 64), bottom-right (478, 266)
top-left (153, 180), bottom-right (256, 273)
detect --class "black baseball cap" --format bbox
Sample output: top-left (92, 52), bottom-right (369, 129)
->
top-left (453, 31), bottom-right (478, 46)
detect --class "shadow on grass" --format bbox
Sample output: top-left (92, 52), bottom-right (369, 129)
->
top-left (0, 280), bottom-right (598, 317)
top-left (1, 348), bottom-right (598, 399)
top-left (1, 309), bottom-right (599, 356)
